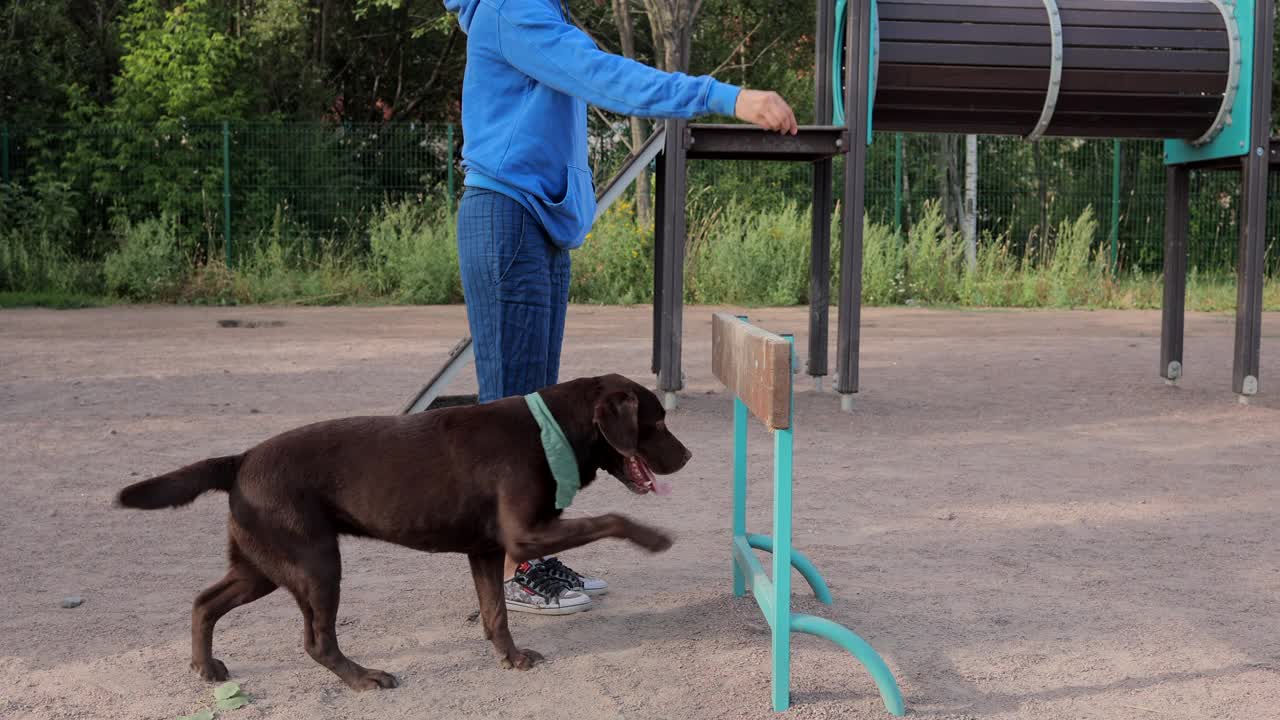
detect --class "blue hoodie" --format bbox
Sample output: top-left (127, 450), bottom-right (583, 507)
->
top-left (444, 0), bottom-right (741, 249)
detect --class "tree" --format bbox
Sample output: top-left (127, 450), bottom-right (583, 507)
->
top-left (937, 135), bottom-right (962, 230)
top-left (639, 0), bottom-right (699, 71)
top-left (0, 0), bottom-right (125, 124)
top-left (610, 0), bottom-right (652, 225)
top-left (111, 0), bottom-right (248, 123)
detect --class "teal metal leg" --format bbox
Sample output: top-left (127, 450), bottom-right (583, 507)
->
top-left (732, 397), bottom-right (748, 598)
top-left (771, 332), bottom-right (797, 712)
top-left (745, 533), bottom-right (834, 605)
top-left (791, 614), bottom-right (905, 716)
top-left (771, 425), bottom-right (794, 712)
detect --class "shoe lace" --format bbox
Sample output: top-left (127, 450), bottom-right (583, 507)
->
top-left (518, 561), bottom-right (572, 601)
top-left (538, 557), bottom-right (581, 585)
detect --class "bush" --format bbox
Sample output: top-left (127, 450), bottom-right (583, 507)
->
top-left (570, 198), bottom-right (653, 304)
top-left (104, 214), bottom-right (188, 300)
top-left (858, 218), bottom-right (906, 306)
top-left (902, 201), bottom-right (965, 303)
top-left (1045, 206), bottom-right (1107, 307)
top-left (0, 180), bottom-right (99, 293)
top-left (688, 201), bottom-right (811, 305)
top-left (367, 200), bottom-right (461, 304)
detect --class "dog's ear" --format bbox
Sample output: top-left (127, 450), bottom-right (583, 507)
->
top-left (594, 390), bottom-right (639, 456)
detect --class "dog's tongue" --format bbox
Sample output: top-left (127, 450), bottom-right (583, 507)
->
top-left (652, 479), bottom-right (673, 496)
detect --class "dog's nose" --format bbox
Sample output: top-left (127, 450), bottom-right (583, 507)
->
top-left (682, 448), bottom-right (692, 464)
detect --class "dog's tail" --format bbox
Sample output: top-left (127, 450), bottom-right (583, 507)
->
top-left (116, 455), bottom-right (242, 510)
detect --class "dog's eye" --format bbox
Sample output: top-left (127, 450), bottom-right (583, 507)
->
top-left (655, 420), bottom-right (666, 431)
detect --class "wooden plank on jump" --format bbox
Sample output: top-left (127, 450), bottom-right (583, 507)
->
top-left (711, 313), bottom-right (792, 430)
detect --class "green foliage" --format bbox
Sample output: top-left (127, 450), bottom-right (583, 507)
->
top-left (0, 180), bottom-right (100, 293)
top-left (215, 211), bottom-right (369, 305)
top-left (104, 214), bottom-right (189, 300)
top-left (687, 201), bottom-right (811, 306)
top-left (0, 0), bottom-right (123, 125)
top-left (902, 202), bottom-right (965, 303)
top-left (570, 198), bottom-right (654, 305)
top-left (857, 218), bottom-right (907, 306)
top-left (0, 291), bottom-right (107, 309)
top-left (113, 0), bottom-right (248, 124)
top-left (367, 200), bottom-right (461, 304)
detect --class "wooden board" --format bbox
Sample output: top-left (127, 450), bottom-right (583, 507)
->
top-left (869, 0), bottom-right (1228, 139)
top-left (711, 313), bottom-right (792, 430)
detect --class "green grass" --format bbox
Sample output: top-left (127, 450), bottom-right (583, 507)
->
top-left (2, 198), bottom-right (1277, 312)
top-left (0, 291), bottom-right (110, 309)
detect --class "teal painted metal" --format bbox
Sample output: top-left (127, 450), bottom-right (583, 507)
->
top-left (746, 533), bottom-right (834, 604)
top-left (733, 535), bottom-right (777, 626)
top-left (792, 614), bottom-right (906, 716)
top-left (222, 121), bottom-right (232, 268)
top-left (733, 396), bottom-right (748, 598)
top-left (721, 316), bottom-right (903, 715)
top-left (832, 0), bottom-right (877, 143)
top-left (1, 125), bottom-right (9, 184)
top-left (447, 124), bottom-right (457, 212)
top-left (770, 335), bottom-right (795, 712)
top-left (1165, 0), bottom-right (1251, 165)
top-left (1110, 139), bottom-right (1121, 275)
top-left (893, 133), bottom-right (903, 232)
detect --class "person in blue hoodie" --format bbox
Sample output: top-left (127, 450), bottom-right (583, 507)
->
top-left (444, 0), bottom-right (798, 617)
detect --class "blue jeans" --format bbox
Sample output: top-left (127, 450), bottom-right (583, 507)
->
top-left (458, 189), bottom-right (571, 403)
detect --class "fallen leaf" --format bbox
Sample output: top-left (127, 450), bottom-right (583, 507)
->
top-left (217, 696), bottom-right (251, 711)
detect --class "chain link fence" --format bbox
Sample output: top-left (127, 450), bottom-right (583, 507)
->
top-left (3, 122), bottom-right (1277, 275)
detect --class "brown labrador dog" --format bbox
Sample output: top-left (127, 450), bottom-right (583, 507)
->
top-left (116, 374), bottom-right (690, 690)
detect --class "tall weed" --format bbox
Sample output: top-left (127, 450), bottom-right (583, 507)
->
top-left (367, 200), bottom-right (460, 304)
top-left (104, 214), bottom-right (189, 300)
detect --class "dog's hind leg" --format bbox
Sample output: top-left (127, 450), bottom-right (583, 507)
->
top-left (190, 539), bottom-right (277, 681)
top-left (468, 550), bottom-right (543, 670)
top-left (283, 537), bottom-right (398, 691)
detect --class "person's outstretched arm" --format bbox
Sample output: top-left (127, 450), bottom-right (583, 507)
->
top-left (497, 1), bottom-right (797, 134)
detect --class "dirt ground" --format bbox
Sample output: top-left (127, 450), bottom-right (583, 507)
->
top-left (1, 305), bottom-right (1278, 720)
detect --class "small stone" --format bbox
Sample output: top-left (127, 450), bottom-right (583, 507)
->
top-left (130, 471), bottom-right (139, 476)
top-left (249, 408), bottom-right (260, 414)
top-left (61, 596), bottom-right (83, 609)
top-left (937, 512), bottom-right (957, 521)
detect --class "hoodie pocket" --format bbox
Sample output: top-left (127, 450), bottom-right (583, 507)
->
top-left (541, 165), bottom-right (596, 249)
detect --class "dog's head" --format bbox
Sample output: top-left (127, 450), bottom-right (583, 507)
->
top-left (587, 374), bottom-right (691, 495)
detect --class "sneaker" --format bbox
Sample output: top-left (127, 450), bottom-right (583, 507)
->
top-left (504, 561), bottom-right (593, 615)
top-left (539, 556), bottom-right (609, 596)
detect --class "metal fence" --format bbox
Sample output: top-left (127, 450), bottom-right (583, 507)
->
top-left (2, 122), bottom-right (1277, 274)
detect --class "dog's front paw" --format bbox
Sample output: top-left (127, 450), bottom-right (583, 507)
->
top-left (630, 525), bottom-right (674, 553)
top-left (348, 668), bottom-right (398, 690)
top-left (500, 648), bottom-right (543, 670)
top-left (191, 657), bottom-right (229, 682)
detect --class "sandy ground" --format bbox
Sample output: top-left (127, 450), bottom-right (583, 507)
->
top-left (1, 304), bottom-right (1278, 720)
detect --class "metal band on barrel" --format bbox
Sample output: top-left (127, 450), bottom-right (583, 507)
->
top-left (1192, 0), bottom-right (1242, 147)
top-left (1027, 0), bottom-right (1063, 141)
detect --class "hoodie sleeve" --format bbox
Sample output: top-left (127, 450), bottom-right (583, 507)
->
top-left (495, 1), bottom-right (740, 119)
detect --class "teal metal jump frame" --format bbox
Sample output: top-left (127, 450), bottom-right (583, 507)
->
top-left (724, 316), bottom-right (904, 715)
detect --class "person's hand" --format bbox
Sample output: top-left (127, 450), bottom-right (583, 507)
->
top-left (734, 89), bottom-right (799, 135)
